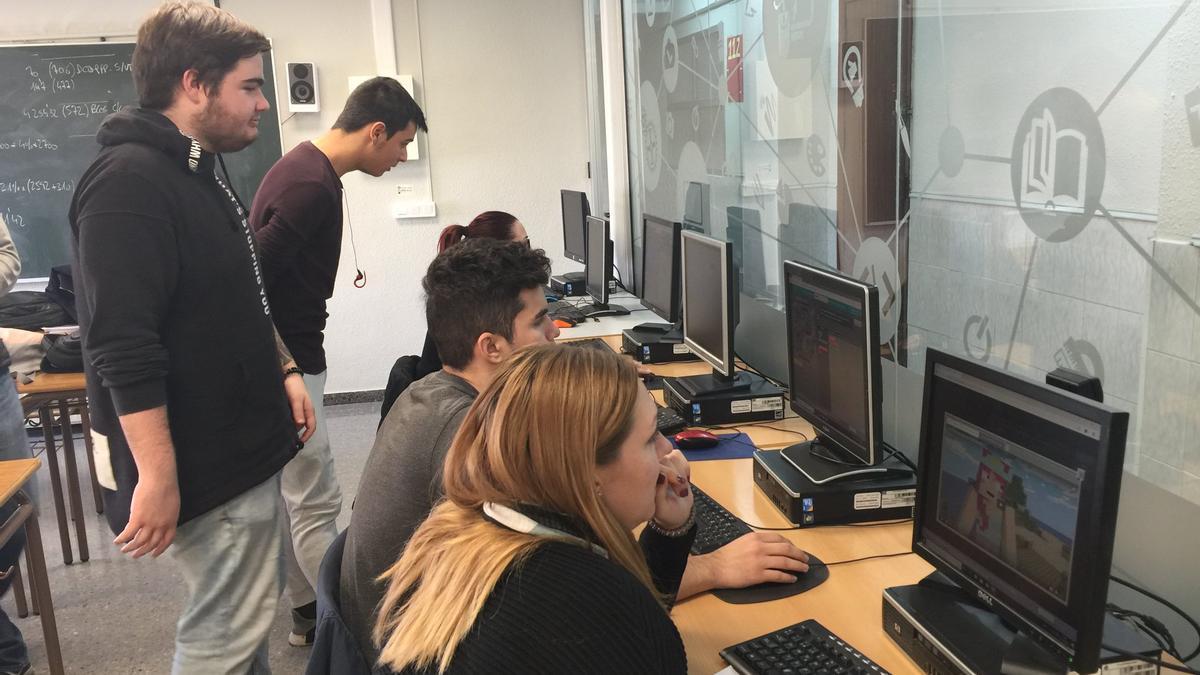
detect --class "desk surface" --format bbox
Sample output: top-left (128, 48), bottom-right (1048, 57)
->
top-left (680, 459), bottom-right (932, 674)
top-left (0, 459), bottom-right (41, 504)
top-left (555, 292), bottom-right (663, 338)
top-left (16, 371), bottom-right (86, 396)
top-left (568, 322), bottom-right (933, 673)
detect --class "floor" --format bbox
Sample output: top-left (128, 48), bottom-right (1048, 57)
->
top-left (3, 401), bottom-right (381, 674)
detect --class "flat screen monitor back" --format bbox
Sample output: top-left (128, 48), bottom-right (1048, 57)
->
top-left (585, 215), bottom-right (610, 305)
top-left (683, 181), bottom-right (710, 234)
top-left (727, 206), bottom-right (766, 299)
top-left (641, 216), bottom-right (681, 323)
top-left (561, 189), bottom-right (589, 264)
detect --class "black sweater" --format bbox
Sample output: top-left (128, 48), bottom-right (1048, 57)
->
top-left (250, 141), bottom-right (343, 375)
top-left (69, 109), bottom-right (297, 528)
top-left (389, 510), bottom-right (695, 675)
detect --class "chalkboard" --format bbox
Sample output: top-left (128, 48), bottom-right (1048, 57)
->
top-left (0, 41), bottom-right (284, 279)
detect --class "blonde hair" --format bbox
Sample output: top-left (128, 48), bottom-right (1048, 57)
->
top-left (372, 344), bottom-right (652, 673)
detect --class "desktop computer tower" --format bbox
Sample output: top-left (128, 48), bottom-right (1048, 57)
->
top-left (620, 328), bottom-right (700, 364)
top-left (882, 577), bottom-right (1162, 675)
top-left (662, 375), bottom-right (784, 426)
top-left (550, 272), bottom-right (587, 297)
top-left (753, 449), bottom-right (916, 527)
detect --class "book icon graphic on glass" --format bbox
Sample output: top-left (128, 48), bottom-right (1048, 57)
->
top-left (1020, 108), bottom-right (1089, 220)
top-left (1009, 88), bottom-right (1105, 243)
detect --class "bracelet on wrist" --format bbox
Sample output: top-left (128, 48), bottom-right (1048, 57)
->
top-left (283, 366), bottom-right (305, 380)
top-left (647, 504), bottom-right (696, 538)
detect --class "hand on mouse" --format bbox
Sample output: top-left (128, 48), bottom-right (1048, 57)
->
top-left (677, 532), bottom-right (811, 598)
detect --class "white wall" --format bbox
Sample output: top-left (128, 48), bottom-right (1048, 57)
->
top-left (0, 1), bottom-right (158, 41)
top-left (234, 0), bottom-right (591, 394)
top-left (5, 0), bottom-right (591, 394)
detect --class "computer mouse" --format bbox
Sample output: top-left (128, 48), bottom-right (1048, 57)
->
top-left (674, 429), bottom-right (720, 450)
top-left (553, 318), bottom-right (576, 329)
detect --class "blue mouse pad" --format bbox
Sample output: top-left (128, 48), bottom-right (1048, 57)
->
top-left (671, 432), bottom-right (759, 461)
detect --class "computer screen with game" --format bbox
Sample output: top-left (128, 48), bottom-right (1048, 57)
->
top-left (780, 260), bottom-right (883, 477)
top-left (560, 189), bottom-right (589, 264)
top-left (912, 348), bottom-right (1128, 673)
top-left (639, 215), bottom-right (681, 325)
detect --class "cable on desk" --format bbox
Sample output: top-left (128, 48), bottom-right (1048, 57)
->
top-left (698, 422), bottom-right (809, 442)
top-left (809, 550), bottom-right (915, 567)
top-left (882, 443), bottom-right (918, 472)
top-left (1109, 603), bottom-right (1179, 661)
top-left (742, 517), bottom-right (914, 532)
top-left (1110, 575), bottom-right (1200, 662)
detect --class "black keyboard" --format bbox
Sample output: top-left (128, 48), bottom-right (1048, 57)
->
top-left (721, 619), bottom-right (890, 675)
top-left (690, 484), bottom-right (754, 555)
top-left (548, 300), bottom-right (588, 324)
top-left (564, 337), bottom-right (612, 352)
top-left (656, 404), bottom-right (687, 435)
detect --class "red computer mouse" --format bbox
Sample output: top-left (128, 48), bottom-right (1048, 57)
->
top-left (673, 430), bottom-right (720, 450)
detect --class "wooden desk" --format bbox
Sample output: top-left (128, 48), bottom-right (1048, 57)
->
top-left (0, 459), bottom-right (64, 675)
top-left (678, 459), bottom-right (932, 674)
top-left (17, 371), bottom-right (103, 564)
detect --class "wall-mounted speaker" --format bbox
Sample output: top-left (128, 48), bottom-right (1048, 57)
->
top-left (286, 62), bottom-right (319, 113)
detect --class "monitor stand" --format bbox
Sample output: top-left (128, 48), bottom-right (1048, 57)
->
top-left (584, 301), bottom-right (631, 319)
top-left (780, 437), bottom-right (898, 485)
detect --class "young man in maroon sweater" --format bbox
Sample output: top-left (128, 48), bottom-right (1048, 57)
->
top-left (249, 76), bottom-right (426, 646)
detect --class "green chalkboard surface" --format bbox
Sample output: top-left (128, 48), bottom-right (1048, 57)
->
top-left (0, 41), bottom-right (284, 278)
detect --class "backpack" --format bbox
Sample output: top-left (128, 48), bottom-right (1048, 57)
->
top-left (40, 334), bottom-right (84, 373)
top-left (0, 291), bottom-right (72, 332)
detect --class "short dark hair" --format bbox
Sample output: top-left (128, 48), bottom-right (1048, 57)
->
top-left (333, 77), bottom-right (428, 137)
top-left (133, 1), bottom-right (270, 111)
top-left (424, 239), bottom-right (551, 370)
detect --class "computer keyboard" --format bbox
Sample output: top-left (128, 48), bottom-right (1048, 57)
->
top-left (690, 484), bottom-right (754, 555)
top-left (720, 619), bottom-right (889, 675)
top-left (564, 337), bottom-right (612, 352)
top-left (548, 300), bottom-right (588, 324)
top-left (656, 404), bottom-right (687, 436)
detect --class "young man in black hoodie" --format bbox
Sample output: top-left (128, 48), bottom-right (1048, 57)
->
top-left (69, 3), bottom-right (315, 671)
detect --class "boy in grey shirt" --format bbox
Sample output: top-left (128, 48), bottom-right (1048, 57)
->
top-left (340, 239), bottom-right (559, 660)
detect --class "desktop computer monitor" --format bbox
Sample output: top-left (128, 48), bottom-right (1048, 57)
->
top-left (782, 260), bottom-right (883, 472)
top-left (682, 181), bottom-right (709, 234)
top-left (585, 215), bottom-right (611, 305)
top-left (912, 348), bottom-right (1128, 674)
top-left (726, 206), bottom-right (767, 300)
top-left (584, 216), bottom-right (628, 317)
top-left (560, 189), bottom-right (589, 264)
top-left (640, 215), bottom-right (681, 324)
top-left (681, 230), bottom-right (736, 380)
